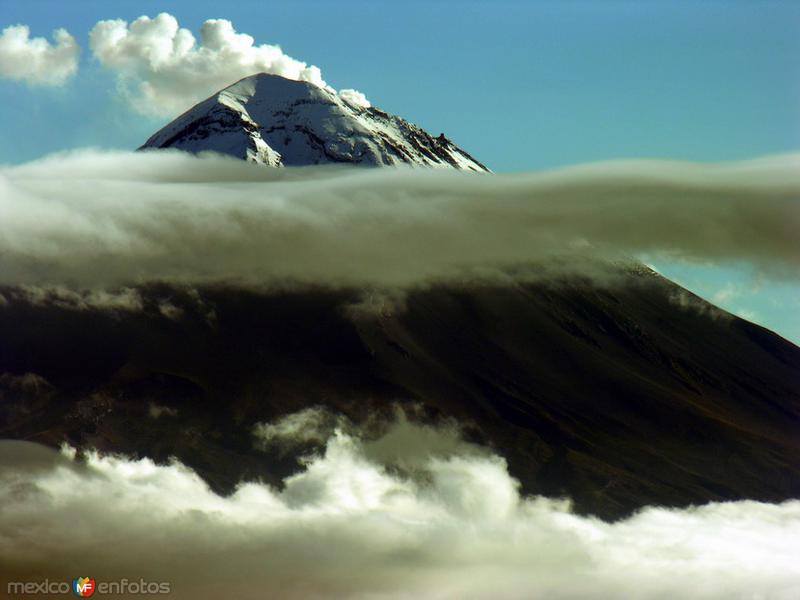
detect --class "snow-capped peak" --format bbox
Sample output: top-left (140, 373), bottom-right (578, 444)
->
top-left (140, 73), bottom-right (490, 171)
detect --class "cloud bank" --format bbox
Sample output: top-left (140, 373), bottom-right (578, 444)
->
top-left (0, 150), bottom-right (798, 289)
top-left (0, 25), bottom-right (79, 86)
top-left (0, 415), bottom-right (798, 599)
top-left (88, 13), bottom-right (369, 116)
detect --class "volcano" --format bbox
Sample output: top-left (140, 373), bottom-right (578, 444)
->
top-left (2, 75), bottom-right (798, 522)
top-left (140, 73), bottom-right (490, 171)
top-left (2, 265), bottom-right (798, 520)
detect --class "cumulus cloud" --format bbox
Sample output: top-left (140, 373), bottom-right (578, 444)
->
top-left (0, 150), bottom-right (798, 289)
top-left (254, 406), bottom-right (343, 449)
top-left (338, 88), bottom-right (371, 108)
top-left (254, 405), bottom-right (485, 470)
top-left (0, 25), bottom-right (79, 86)
top-left (0, 426), bottom-right (798, 599)
top-left (88, 13), bottom-right (369, 116)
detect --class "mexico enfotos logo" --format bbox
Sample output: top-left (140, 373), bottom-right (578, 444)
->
top-left (7, 577), bottom-right (171, 596)
top-left (72, 577), bottom-right (95, 597)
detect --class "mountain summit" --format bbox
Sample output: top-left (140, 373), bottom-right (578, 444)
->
top-left (140, 73), bottom-right (490, 171)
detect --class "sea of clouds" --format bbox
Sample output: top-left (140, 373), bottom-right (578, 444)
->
top-left (0, 149), bottom-right (798, 290)
top-left (1, 409), bottom-right (798, 599)
top-left (1, 149), bottom-right (799, 598)
top-left (2, 9), bottom-right (798, 598)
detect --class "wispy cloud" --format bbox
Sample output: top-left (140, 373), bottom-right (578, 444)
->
top-left (712, 282), bottom-right (741, 305)
top-left (0, 150), bottom-right (798, 288)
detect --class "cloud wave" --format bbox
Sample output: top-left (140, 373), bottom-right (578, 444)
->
top-left (88, 13), bottom-right (369, 116)
top-left (0, 24), bottom-right (79, 86)
top-left (0, 150), bottom-right (798, 289)
top-left (0, 414), bottom-right (798, 599)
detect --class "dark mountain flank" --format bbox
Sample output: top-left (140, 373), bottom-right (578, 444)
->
top-left (2, 267), bottom-right (798, 520)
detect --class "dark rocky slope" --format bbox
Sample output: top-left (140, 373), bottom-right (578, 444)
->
top-left (2, 268), bottom-right (798, 520)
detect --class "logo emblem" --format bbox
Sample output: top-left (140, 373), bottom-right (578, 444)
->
top-left (72, 577), bottom-right (96, 597)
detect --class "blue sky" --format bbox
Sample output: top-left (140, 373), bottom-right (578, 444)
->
top-left (0, 0), bottom-right (798, 342)
top-left (2, 0), bottom-right (799, 169)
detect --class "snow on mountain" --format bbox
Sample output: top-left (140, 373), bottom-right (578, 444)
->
top-left (140, 73), bottom-right (490, 171)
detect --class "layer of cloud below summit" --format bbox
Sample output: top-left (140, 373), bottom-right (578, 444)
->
top-left (0, 150), bottom-right (798, 288)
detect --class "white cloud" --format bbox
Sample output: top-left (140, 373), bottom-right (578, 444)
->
top-left (254, 405), bottom-right (485, 470)
top-left (253, 406), bottom-right (342, 449)
top-left (0, 25), bottom-right (79, 86)
top-left (9, 285), bottom-right (143, 312)
top-left (0, 419), bottom-right (798, 599)
top-left (734, 308), bottom-right (759, 322)
top-left (712, 282), bottom-right (741, 305)
top-left (88, 13), bottom-right (369, 116)
top-left (708, 282), bottom-right (763, 324)
top-left (0, 150), bottom-right (798, 289)
top-left (338, 88), bottom-right (371, 108)
top-left (669, 289), bottom-right (730, 321)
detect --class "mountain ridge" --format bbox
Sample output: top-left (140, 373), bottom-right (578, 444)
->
top-left (140, 73), bottom-right (490, 171)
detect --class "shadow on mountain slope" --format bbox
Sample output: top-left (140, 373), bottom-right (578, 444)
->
top-left (1, 267), bottom-right (798, 520)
